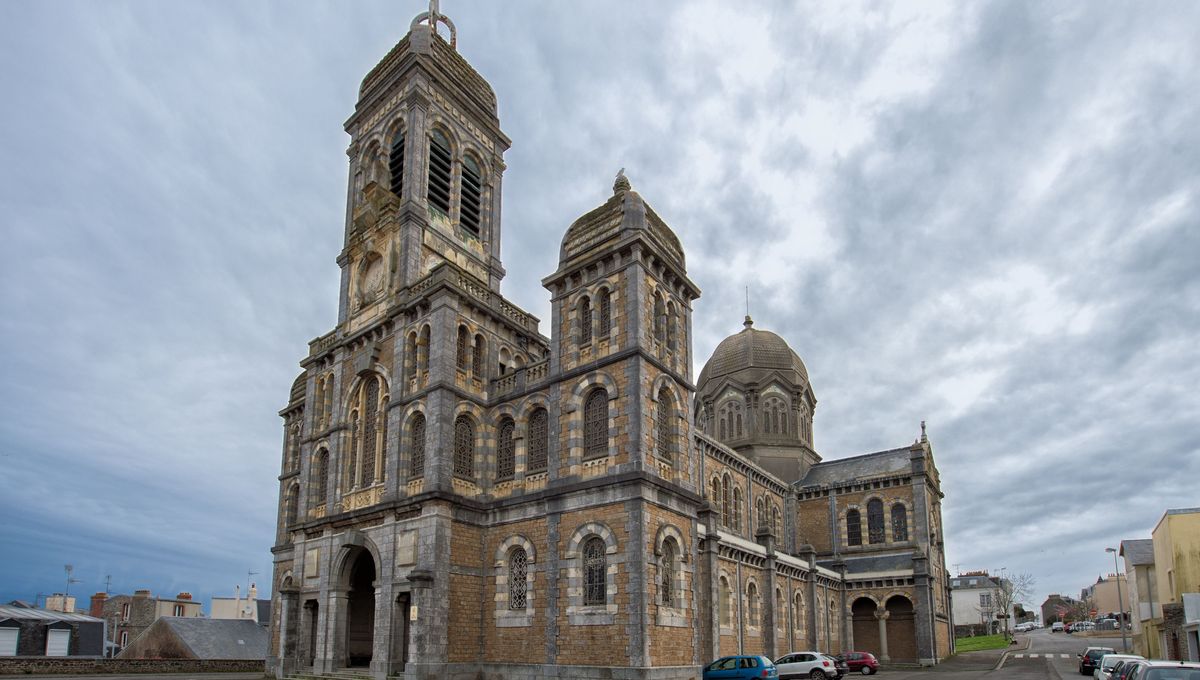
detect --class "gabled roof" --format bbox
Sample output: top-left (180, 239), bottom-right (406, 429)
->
top-left (1120, 539), bottom-right (1155, 566)
top-left (160, 618), bottom-right (268, 659)
top-left (0, 604), bottom-right (101, 623)
top-left (797, 447), bottom-right (912, 488)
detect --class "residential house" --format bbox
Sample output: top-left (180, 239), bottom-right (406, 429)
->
top-left (117, 618), bottom-right (267, 660)
top-left (950, 572), bottom-right (1013, 635)
top-left (1121, 539), bottom-right (1159, 657)
top-left (0, 604), bottom-right (104, 657)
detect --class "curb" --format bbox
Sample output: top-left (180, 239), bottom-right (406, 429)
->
top-left (994, 636), bottom-right (1032, 671)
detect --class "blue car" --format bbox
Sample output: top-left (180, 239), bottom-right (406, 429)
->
top-left (705, 655), bottom-right (780, 680)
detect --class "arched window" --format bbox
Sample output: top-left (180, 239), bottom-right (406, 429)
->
top-left (732, 487), bottom-right (743, 532)
top-left (508, 546), bottom-right (527, 610)
top-left (710, 477), bottom-right (721, 508)
top-left (527, 408), bottom-right (548, 472)
top-left (419, 326), bottom-right (431, 373)
top-left (582, 536), bottom-right (606, 606)
top-left (772, 504), bottom-right (782, 537)
top-left (472, 333), bottom-right (485, 378)
top-left (719, 576), bottom-right (732, 627)
top-left (460, 155), bottom-right (482, 235)
top-left (653, 295), bottom-right (666, 341)
top-left (891, 504), bottom-right (908, 542)
top-left (286, 423), bottom-right (300, 472)
top-left (496, 418), bottom-right (515, 480)
top-left (656, 387), bottom-right (673, 461)
top-left (348, 374), bottom-right (386, 488)
top-left (867, 499), bottom-right (885, 544)
top-left (793, 591), bottom-right (805, 635)
top-left (756, 497), bottom-right (765, 529)
top-left (408, 413), bottom-right (426, 477)
top-left (719, 418), bottom-right (727, 440)
top-left (846, 509), bottom-right (862, 546)
top-left (405, 332), bottom-right (418, 378)
top-left (660, 539), bottom-right (676, 607)
top-left (427, 129), bottom-right (452, 214)
top-left (453, 415), bottom-right (474, 478)
top-left (312, 450), bottom-right (329, 506)
top-left (776, 589), bottom-right (785, 631)
top-left (284, 484), bottom-right (299, 527)
top-left (735, 411), bottom-right (743, 437)
top-left (747, 582), bottom-right (759, 626)
top-left (389, 128), bottom-right (405, 197)
top-left (666, 302), bottom-right (677, 351)
top-left (456, 326), bottom-right (469, 369)
top-left (598, 289), bottom-right (612, 336)
top-left (360, 377), bottom-right (380, 486)
top-left (721, 475), bottom-right (731, 527)
top-left (583, 388), bottom-right (607, 459)
top-left (579, 296), bottom-right (592, 345)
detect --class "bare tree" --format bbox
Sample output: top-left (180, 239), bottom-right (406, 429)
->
top-left (992, 572), bottom-right (1036, 640)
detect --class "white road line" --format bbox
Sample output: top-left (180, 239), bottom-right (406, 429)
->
top-left (1029, 654), bottom-right (1039, 658)
top-left (1062, 654), bottom-right (1070, 659)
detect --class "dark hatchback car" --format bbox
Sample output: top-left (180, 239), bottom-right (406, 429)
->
top-left (840, 652), bottom-right (879, 675)
top-left (1080, 648), bottom-right (1117, 676)
top-left (705, 656), bottom-right (780, 680)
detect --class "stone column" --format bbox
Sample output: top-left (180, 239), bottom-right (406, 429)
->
top-left (370, 581), bottom-right (394, 680)
top-left (322, 588), bottom-right (349, 672)
top-left (276, 592), bottom-right (292, 679)
top-left (875, 609), bottom-right (891, 662)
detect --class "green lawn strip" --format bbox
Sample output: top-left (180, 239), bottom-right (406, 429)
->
top-left (954, 634), bottom-right (1010, 652)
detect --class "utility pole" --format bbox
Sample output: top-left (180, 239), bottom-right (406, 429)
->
top-left (104, 575), bottom-right (112, 594)
top-left (1106, 547), bottom-right (1129, 653)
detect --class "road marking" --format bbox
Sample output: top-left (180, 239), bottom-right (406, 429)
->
top-left (1029, 654), bottom-right (1038, 658)
top-left (1062, 654), bottom-right (1070, 659)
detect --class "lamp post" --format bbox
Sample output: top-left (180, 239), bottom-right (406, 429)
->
top-left (1105, 548), bottom-right (1129, 653)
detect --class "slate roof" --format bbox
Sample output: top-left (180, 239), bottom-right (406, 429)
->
top-left (797, 447), bottom-right (913, 488)
top-left (0, 604), bottom-right (101, 623)
top-left (161, 618), bottom-right (268, 660)
top-left (1120, 539), bottom-right (1155, 566)
top-left (697, 320), bottom-right (811, 389)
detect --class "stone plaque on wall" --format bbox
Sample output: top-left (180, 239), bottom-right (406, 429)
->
top-left (305, 548), bottom-right (320, 579)
top-left (396, 530), bottom-right (417, 567)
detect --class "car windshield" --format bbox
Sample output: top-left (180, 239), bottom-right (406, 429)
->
top-left (1142, 669), bottom-right (1200, 680)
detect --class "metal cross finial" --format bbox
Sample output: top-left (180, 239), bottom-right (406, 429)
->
top-left (411, 0), bottom-right (457, 49)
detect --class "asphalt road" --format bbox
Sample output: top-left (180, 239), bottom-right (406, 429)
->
top-left (881, 628), bottom-right (1130, 680)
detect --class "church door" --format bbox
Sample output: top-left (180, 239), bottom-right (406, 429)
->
top-left (346, 550), bottom-right (376, 667)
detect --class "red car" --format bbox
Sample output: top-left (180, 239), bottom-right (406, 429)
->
top-left (840, 652), bottom-right (879, 675)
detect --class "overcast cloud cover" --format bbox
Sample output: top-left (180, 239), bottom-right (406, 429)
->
top-left (1, 1), bottom-right (1197, 612)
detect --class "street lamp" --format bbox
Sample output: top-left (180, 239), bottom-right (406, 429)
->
top-left (1105, 547), bottom-right (1129, 653)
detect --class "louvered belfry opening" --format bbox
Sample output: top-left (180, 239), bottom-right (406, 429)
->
top-left (427, 129), bottom-right (452, 214)
top-left (461, 155), bottom-right (482, 235)
top-left (389, 129), bottom-right (405, 197)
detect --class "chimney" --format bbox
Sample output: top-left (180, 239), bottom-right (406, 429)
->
top-left (89, 592), bottom-right (108, 618)
top-left (176, 593), bottom-right (192, 600)
top-left (133, 589), bottom-right (151, 598)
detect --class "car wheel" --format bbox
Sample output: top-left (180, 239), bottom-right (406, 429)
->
top-left (811, 671), bottom-right (827, 680)
top-left (860, 667), bottom-right (872, 676)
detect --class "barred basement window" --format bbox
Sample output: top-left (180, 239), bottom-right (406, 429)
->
top-left (427, 129), bottom-right (452, 214)
top-left (389, 129), bottom-right (405, 197)
top-left (408, 413), bottom-right (426, 477)
top-left (891, 504), bottom-right (908, 542)
top-left (656, 387), bottom-right (673, 461)
top-left (496, 418), bottom-right (515, 480)
top-left (867, 499), bottom-right (885, 544)
top-left (598, 289), bottom-right (612, 336)
top-left (453, 415), bottom-right (474, 478)
top-left (360, 377), bottom-right (379, 486)
top-left (583, 388), bottom-right (607, 459)
top-left (527, 408), bottom-right (548, 472)
top-left (578, 296), bottom-right (592, 345)
top-left (508, 546), bottom-right (527, 609)
top-left (456, 326), bottom-right (469, 369)
top-left (583, 536), bottom-right (606, 606)
top-left (461, 155), bottom-right (482, 235)
top-left (660, 540), bottom-right (676, 607)
top-left (846, 509), bottom-right (862, 546)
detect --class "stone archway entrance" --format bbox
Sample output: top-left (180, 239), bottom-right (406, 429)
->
top-left (884, 595), bottom-right (916, 663)
top-left (346, 550), bottom-right (376, 668)
top-left (851, 598), bottom-right (881, 659)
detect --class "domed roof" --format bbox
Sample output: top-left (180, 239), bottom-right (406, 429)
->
top-left (558, 171), bottom-right (685, 268)
top-left (696, 316), bottom-right (810, 390)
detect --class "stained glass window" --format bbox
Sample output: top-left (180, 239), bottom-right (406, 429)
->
top-left (527, 408), bottom-right (548, 472)
top-left (409, 413), bottom-right (426, 477)
top-left (508, 547), bottom-right (527, 609)
top-left (583, 537), bottom-right (606, 606)
top-left (454, 416), bottom-right (474, 478)
top-left (496, 418), bottom-right (515, 479)
top-left (583, 389), bottom-right (607, 458)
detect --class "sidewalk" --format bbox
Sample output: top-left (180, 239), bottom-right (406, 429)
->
top-left (901, 635), bottom-right (1030, 673)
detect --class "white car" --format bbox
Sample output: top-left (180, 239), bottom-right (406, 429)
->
top-left (1095, 654), bottom-right (1144, 680)
top-left (774, 652), bottom-right (841, 680)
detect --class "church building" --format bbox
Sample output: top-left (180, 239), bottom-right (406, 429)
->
top-left (268, 7), bottom-right (953, 680)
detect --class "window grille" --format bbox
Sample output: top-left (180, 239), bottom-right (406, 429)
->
top-left (453, 416), bottom-right (474, 478)
top-left (656, 388), bottom-right (672, 461)
top-left (460, 155), bottom-right (482, 235)
top-left (867, 499), bottom-right (885, 544)
top-left (846, 509), bottom-right (862, 546)
top-left (456, 326), bottom-right (469, 369)
top-left (579, 296), bottom-right (592, 344)
top-left (409, 413), bottom-right (426, 477)
top-left (496, 419), bottom-right (515, 479)
top-left (472, 334), bottom-right (485, 378)
top-left (361, 378), bottom-right (379, 486)
top-left (583, 537), bottom-right (607, 606)
top-left (389, 129), bottom-right (405, 197)
top-left (660, 541), bottom-right (675, 607)
top-left (313, 450), bottom-right (329, 505)
top-left (721, 476), bottom-right (731, 527)
top-left (598, 290), bottom-right (611, 336)
top-left (732, 488), bottom-right (743, 531)
top-left (427, 130), bottom-right (452, 214)
top-left (508, 547), bottom-right (527, 609)
top-left (527, 408), bottom-right (548, 472)
top-left (891, 504), bottom-right (908, 542)
top-left (583, 389), bottom-right (607, 458)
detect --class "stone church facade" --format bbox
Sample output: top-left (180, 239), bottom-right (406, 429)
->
top-left (268, 9), bottom-right (952, 680)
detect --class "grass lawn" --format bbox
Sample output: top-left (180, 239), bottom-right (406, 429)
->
top-left (955, 634), bottom-right (1010, 652)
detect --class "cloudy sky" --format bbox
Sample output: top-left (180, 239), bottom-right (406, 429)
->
top-left (1, 1), bottom-right (1197, 614)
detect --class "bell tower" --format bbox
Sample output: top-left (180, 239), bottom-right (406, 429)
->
top-left (338, 2), bottom-right (510, 328)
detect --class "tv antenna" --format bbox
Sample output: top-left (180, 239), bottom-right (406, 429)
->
top-left (64, 564), bottom-right (81, 598)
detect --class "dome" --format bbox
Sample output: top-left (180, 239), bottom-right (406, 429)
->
top-left (696, 316), bottom-right (810, 390)
top-left (558, 171), bottom-right (685, 268)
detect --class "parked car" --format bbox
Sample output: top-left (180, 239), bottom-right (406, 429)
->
top-left (1052, 622), bottom-right (1065, 632)
top-left (705, 656), bottom-right (780, 680)
top-left (1113, 660), bottom-right (1151, 680)
top-left (1124, 660), bottom-right (1200, 680)
top-left (1078, 647), bottom-right (1117, 676)
top-left (775, 652), bottom-right (841, 680)
top-left (839, 652), bottom-right (879, 675)
top-left (1096, 654), bottom-right (1144, 680)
